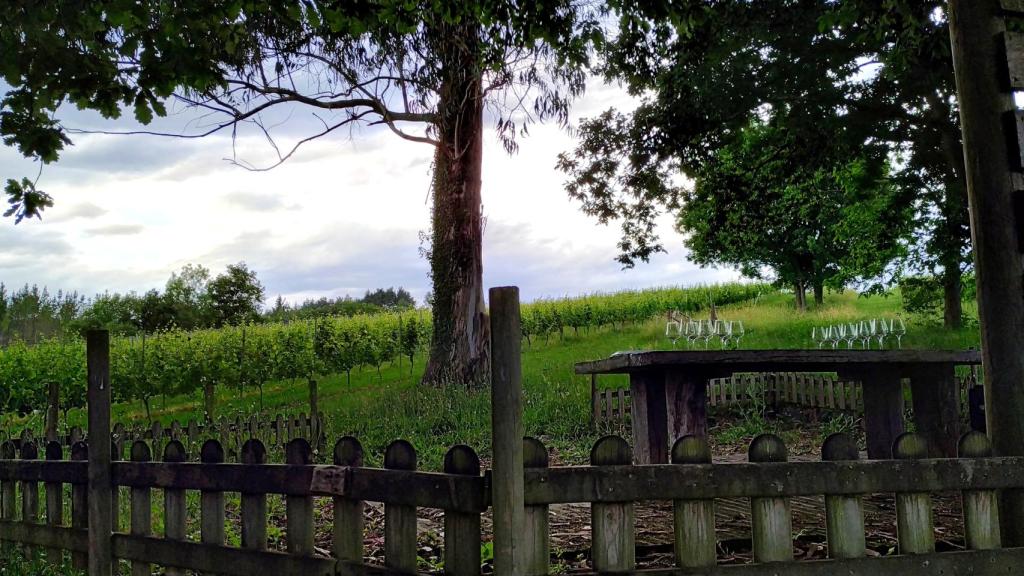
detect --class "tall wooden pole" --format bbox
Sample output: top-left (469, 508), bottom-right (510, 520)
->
top-left (490, 286), bottom-right (525, 576)
top-left (948, 0), bottom-right (1024, 545)
top-left (87, 330), bottom-right (113, 575)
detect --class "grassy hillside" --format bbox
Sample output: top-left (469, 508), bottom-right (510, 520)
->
top-left (5, 289), bottom-right (981, 469)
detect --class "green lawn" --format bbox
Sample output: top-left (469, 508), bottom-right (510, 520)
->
top-left (9, 289), bottom-right (981, 470)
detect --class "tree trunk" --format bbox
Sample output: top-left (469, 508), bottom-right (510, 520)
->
top-left (943, 265), bottom-right (963, 329)
top-left (813, 281), bottom-right (824, 307)
top-left (794, 282), bottom-right (807, 312)
top-left (421, 22), bottom-right (490, 388)
top-left (931, 96), bottom-right (971, 330)
top-left (203, 381), bottom-right (215, 421)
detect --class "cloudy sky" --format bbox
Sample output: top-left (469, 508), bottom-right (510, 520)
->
top-left (1, 80), bottom-right (741, 306)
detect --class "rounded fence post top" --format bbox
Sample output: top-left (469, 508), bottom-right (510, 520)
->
top-left (45, 441), bottom-right (63, 460)
top-left (333, 436), bottom-right (364, 466)
top-left (286, 438), bottom-right (313, 465)
top-left (444, 444), bottom-right (481, 475)
top-left (893, 432), bottom-right (929, 460)
top-left (130, 440), bottom-right (152, 462)
top-left (821, 433), bottom-right (860, 461)
top-left (958, 430), bottom-right (993, 458)
top-left (672, 435), bottom-right (711, 464)
top-left (748, 433), bottom-right (788, 463)
top-left (523, 436), bottom-right (549, 468)
top-left (200, 439), bottom-right (224, 463)
top-left (70, 441), bottom-right (88, 460)
top-left (20, 440), bottom-right (38, 459)
top-left (384, 439), bottom-right (417, 470)
top-left (590, 435), bottom-right (632, 465)
top-left (241, 439), bottom-right (267, 465)
top-left (1, 440), bottom-right (17, 459)
top-left (162, 440), bottom-right (186, 463)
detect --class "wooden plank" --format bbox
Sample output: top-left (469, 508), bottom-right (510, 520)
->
top-left (958, 432), bottom-right (1002, 550)
top-left (821, 434), bottom-right (865, 559)
top-left (630, 371), bottom-right (669, 464)
top-left (894, 434), bottom-right (935, 554)
top-left (1002, 0), bottom-right (1024, 16)
top-left (162, 441), bottom-right (187, 576)
top-left (489, 286), bottom-right (526, 576)
top-left (0, 460), bottom-right (89, 484)
top-left (856, 368), bottom-right (905, 459)
top-left (1, 441), bottom-right (17, 554)
top-left (129, 441), bottom-right (152, 576)
top-left (332, 437), bottom-right (365, 564)
top-left (110, 534), bottom-right (337, 576)
top-left (591, 375), bottom-right (599, 426)
top-left (442, 445), bottom-right (482, 576)
top-left (1002, 111), bottom-right (1024, 172)
top-left (384, 440), bottom-right (417, 572)
top-left (20, 441), bottom-right (39, 557)
top-left (522, 438), bottom-right (550, 576)
top-left (665, 370), bottom-right (708, 445)
top-left (522, 456), bottom-right (1024, 504)
top-left (590, 437), bottom-right (635, 572)
top-left (44, 441), bottom-right (64, 566)
top-left (87, 330), bottom-right (114, 576)
top-left (200, 439), bottom-right (226, 576)
top-left (286, 439), bottom-right (315, 559)
top-left (240, 439), bottom-right (268, 551)
top-left (71, 442), bottom-right (88, 570)
top-left (1003, 32), bottom-right (1024, 91)
top-left (0, 519), bottom-right (89, 551)
top-left (575, 349), bottom-right (981, 375)
top-left (749, 435), bottom-right (793, 563)
top-left (671, 436), bottom-right (716, 569)
top-left (910, 365), bottom-right (961, 458)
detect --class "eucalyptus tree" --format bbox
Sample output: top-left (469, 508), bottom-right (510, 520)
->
top-left (1, 1), bottom-right (602, 386)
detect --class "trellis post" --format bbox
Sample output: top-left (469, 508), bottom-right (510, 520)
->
top-left (87, 330), bottom-right (113, 576)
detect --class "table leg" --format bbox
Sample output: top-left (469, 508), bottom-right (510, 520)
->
top-left (853, 369), bottom-right (905, 459)
top-left (629, 371), bottom-right (668, 464)
top-left (665, 370), bottom-right (708, 446)
top-left (910, 364), bottom-right (960, 458)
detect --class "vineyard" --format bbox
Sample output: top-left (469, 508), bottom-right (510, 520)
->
top-left (0, 283), bottom-right (766, 420)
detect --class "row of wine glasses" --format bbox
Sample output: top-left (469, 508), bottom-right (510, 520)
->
top-left (811, 318), bottom-right (907, 349)
top-left (668, 319), bottom-right (746, 349)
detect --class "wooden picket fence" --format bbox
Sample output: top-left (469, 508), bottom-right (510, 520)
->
top-left (593, 372), bottom-right (982, 430)
top-left (0, 287), bottom-right (1020, 576)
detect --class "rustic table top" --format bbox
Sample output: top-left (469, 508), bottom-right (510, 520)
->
top-left (574, 349), bottom-right (982, 375)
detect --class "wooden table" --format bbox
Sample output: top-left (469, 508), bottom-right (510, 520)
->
top-left (575, 349), bottom-right (981, 463)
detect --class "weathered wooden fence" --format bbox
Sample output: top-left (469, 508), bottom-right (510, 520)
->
top-left (1, 287), bottom-right (1022, 576)
top-left (593, 371), bottom-right (984, 430)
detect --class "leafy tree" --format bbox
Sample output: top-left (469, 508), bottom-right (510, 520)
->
top-left (679, 117), bottom-right (912, 309)
top-left (164, 264), bottom-right (212, 330)
top-left (1, 1), bottom-right (602, 387)
top-left (362, 287), bottom-right (416, 310)
top-left (207, 262), bottom-right (265, 327)
top-left (560, 0), bottom-right (970, 325)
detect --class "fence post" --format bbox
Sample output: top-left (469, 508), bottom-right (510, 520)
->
top-left (308, 380), bottom-right (319, 446)
top-left (384, 439), bottom-right (418, 572)
top-left (490, 286), bottom-right (526, 576)
top-left (590, 435), bottom-right (635, 572)
top-left (45, 441), bottom-right (65, 565)
top-left (821, 433), bottom-right (865, 559)
top-left (443, 445), bottom-right (482, 576)
top-left (333, 437), bottom-right (364, 565)
top-left (893, 433), bottom-right (935, 554)
top-left (87, 329), bottom-right (113, 576)
top-left (240, 439), bottom-right (268, 551)
top-left (286, 438), bottom-right (314, 559)
top-left (749, 434), bottom-right (793, 563)
top-left (0, 441), bottom-right (15, 555)
top-left (71, 442), bottom-right (89, 570)
top-left (200, 439), bottom-right (226, 576)
top-left (162, 441), bottom-right (187, 576)
top-left (46, 380), bottom-right (59, 443)
top-left (522, 438), bottom-right (550, 576)
top-left (20, 441), bottom-right (38, 557)
top-left (959, 431), bottom-right (1001, 549)
top-left (671, 435), bottom-right (716, 568)
top-left (129, 441), bottom-right (152, 576)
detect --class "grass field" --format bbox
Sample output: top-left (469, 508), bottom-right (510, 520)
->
top-left (5, 289), bottom-right (981, 470)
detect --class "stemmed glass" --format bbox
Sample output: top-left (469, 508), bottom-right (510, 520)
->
top-left (666, 317), bottom-right (682, 346)
top-left (719, 320), bottom-right (734, 349)
top-left (812, 326), bottom-right (825, 349)
top-left (876, 318), bottom-right (890, 349)
top-left (686, 320), bottom-right (702, 349)
top-left (827, 325), bottom-right (841, 349)
top-left (835, 323), bottom-right (848, 349)
top-left (733, 321), bottom-right (745, 349)
top-left (702, 319), bottom-right (718, 349)
top-left (859, 320), bottom-right (871, 349)
top-left (892, 317), bottom-right (906, 349)
top-left (847, 322), bottom-right (860, 349)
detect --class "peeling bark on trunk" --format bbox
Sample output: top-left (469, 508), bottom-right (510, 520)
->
top-left (421, 22), bottom-right (490, 388)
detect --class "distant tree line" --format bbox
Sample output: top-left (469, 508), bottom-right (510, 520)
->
top-left (1, 262), bottom-right (416, 344)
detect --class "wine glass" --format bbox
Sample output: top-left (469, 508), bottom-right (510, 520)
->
top-left (812, 326), bottom-right (823, 349)
top-left (827, 325), bottom-right (840, 349)
top-left (892, 317), bottom-right (906, 349)
top-left (876, 318), bottom-right (890, 349)
top-left (703, 319), bottom-right (719, 349)
top-left (835, 323), bottom-right (848, 349)
top-left (686, 320), bottom-right (702, 348)
top-left (665, 316), bottom-right (682, 346)
top-left (719, 320), bottom-right (734, 349)
top-left (859, 320), bottom-right (871, 349)
top-left (733, 321), bottom-right (745, 348)
top-left (847, 322), bottom-right (860, 349)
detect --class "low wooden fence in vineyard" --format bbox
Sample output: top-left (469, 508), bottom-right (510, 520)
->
top-left (592, 371), bottom-right (984, 430)
top-left (1, 287), bottom-right (1021, 576)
